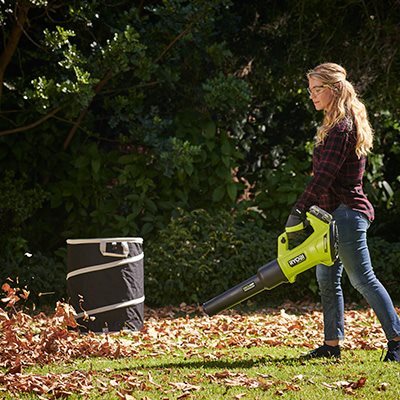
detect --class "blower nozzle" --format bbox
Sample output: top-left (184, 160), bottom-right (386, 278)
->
top-left (202, 206), bottom-right (338, 316)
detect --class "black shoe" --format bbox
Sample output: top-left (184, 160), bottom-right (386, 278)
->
top-left (301, 343), bottom-right (341, 359)
top-left (383, 340), bottom-right (400, 362)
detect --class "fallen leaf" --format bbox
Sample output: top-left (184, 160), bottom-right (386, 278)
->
top-left (169, 382), bottom-right (200, 392)
top-left (7, 362), bottom-right (22, 374)
top-left (377, 382), bottom-right (389, 391)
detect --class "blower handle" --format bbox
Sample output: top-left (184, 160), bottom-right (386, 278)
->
top-left (284, 214), bottom-right (310, 250)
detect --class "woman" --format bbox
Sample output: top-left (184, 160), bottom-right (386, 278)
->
top-left (285, 62), bottom-right (400, 361)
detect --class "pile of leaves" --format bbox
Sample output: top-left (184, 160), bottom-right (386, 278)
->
top-left (0, 283), bottom-right (392, 399)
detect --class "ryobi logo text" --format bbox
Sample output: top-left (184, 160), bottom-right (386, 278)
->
top-left (288, 253), bottom-right (306, 267)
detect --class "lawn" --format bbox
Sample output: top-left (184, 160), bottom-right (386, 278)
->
top-left (1, 299), bottom-right (399, 399)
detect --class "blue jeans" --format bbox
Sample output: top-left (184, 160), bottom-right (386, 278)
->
top-left (316, 204), bottom-right (400, 341)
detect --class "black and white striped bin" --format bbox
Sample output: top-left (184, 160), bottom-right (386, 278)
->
top-left (66, 237), bottom-right (144, 333)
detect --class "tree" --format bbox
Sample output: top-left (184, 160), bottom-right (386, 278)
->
top-left (0, 0), bottom-right (250, 250)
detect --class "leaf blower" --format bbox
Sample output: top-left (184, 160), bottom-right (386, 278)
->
top-left (202, 206), bottom-right (338, 316)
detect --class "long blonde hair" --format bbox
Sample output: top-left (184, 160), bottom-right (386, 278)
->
top-left (307, 63), bottom-right (373, 158)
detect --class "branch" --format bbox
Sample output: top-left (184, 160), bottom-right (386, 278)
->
top-left (63, 70), bottom-right (113, 150)
top-left (0, 107), bottom-right (61, 137)
top-left (0, 2), bottom-right (30, 101)
top-left (154, 19), bottom-right (197, 64)
top-left (64, 10), bottom-right (200, 149)
top-left (99, 80), bottom-right (159, 96)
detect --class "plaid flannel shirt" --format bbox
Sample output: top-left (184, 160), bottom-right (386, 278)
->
top-left (295, 118), bottom-right (375, 221)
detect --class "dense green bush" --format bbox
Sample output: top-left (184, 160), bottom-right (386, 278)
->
top-left (1, 208), bottom-right (399, 310)
top-left (363, 237), bottom-right (400, 300)
top-left (0, 250), bottom-right (67, 308)
top-left (144, 209), bottom-right (400, 307)
top-left (251, 148), bottom-right (313, 227)
top-left (145, 208), bottom-right (280, 306)
top-left (0, 171), bottom-right (47, 247)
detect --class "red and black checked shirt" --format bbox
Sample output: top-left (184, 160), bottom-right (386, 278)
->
top-left (295, 118), bottom-right (375, 221)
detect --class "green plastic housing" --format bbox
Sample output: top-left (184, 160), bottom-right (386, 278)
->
top-left (277, 206), bottom-right (338, 283)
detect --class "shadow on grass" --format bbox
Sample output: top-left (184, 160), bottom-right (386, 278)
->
top-left (132, 354), bottom-right (339, 371)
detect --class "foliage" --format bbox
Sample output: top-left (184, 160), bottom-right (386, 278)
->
top-left (0, 170), bottom-right (47, 253)
top-left (251, 145), bottom-right (313, 226)
top-left (202, 72), bottom-right (252, 121)
top-left (43, 110), bottom-right (244, 243)
top-left (1, 206), bottom-right (398, 311)
top-left (1, 0), bottom-right (249, 247)
top-left (366, 110), bottom-right (400, 241)
top-left (0, 251), bottom-right (66, 307)
top-left (364, 237), bottom-right (400, 299)
top-left (0, 170), bottom-right (46, 227)
top-left (145, 208), bottom-right (279, 306)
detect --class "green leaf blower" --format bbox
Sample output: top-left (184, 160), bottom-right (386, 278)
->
top-left (202, 206), bottom-right (338, 316)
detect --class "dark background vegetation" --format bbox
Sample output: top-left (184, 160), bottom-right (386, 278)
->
top-left (1, 0), bottom-right (399, 308)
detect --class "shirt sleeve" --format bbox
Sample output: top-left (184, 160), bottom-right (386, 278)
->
top-left (295, 125), bottom-right (351, 212)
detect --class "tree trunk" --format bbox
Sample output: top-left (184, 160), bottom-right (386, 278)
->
top-left (0, 2), bottom-right (30, 102)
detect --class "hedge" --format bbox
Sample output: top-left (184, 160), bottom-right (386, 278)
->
top-left (144, 209), bottom-right (400, 307)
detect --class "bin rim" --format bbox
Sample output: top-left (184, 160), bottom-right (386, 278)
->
top-left (67, 237), bottom-right (143, 244)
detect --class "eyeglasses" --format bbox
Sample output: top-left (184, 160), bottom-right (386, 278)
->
top-left (307, 85), bottom-right (329, 96)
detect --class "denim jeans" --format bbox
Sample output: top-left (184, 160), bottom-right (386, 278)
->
top-left (316, 204), bottom-right (400, 341)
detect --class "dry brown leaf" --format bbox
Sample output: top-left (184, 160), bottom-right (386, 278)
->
top-left (148, 371), bottom-right (163, 389)
top-left (176, 393), bottom-right (191, 399)
top-left (0, 287), bottom-right (394, 399)
top-left (7, 362), bottom-right (22, 375)
top-left (169, 381), bottom-right (201, 392)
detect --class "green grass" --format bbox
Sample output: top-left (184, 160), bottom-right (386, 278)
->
top-left (2, 345), bottom-right (400, 399)
top-left (1, 303), bottom-right (400, 399)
